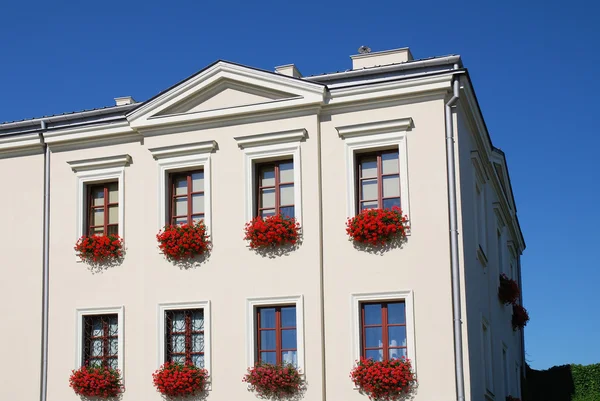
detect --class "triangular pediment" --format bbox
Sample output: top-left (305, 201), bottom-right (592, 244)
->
top-left (156, 79), bottom-right (298, 116)
top-left (128, 61), bottom-right (325, 132)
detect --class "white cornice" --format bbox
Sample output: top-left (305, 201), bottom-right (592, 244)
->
top-left (0, 133), bottom-right (43, 156)
top-left (234, 128), bottom-right (307, 149)
top-left (148, 140), bottom-right (217, 159)
top-left (43, 121), bottom-right (138, 147)
top-left (67, 154), bottom-right (132, 172)
top-left (336, 117), bottom-right (413, 139)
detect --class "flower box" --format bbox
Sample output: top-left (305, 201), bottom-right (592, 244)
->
top-left (350, 358), bottom-right (416, 400)
top-left (512, 304), bottom-right (530, 331)
top-left (242, 362), bottom-right (303, 399)
top-left (156, 221), bottom-right (211, 261)
top-left (152, 362), bottom-right (209, 397)
top-left (74, 234), bottom-right (124, 263)
top-left (69, 365), bottom-right (123, 398)
top-left (244, 215), bottom-right (300, 249)
top-left (507, 396), bottom-right (522, 401)
top-left (498, 273), bottom-right (520, 305)
top-left (346, 207), bottom-right (408, 246)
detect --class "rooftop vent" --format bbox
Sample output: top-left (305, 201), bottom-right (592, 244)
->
top-left (274, 64), bottom-right (303, 78)
top-left (114, 96), bottom-right (136, 106)
top-left (351, 47), bottom-right (413, 70)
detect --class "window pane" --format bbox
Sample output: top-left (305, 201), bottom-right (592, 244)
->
top-left (173, 176), bottom-right (188, 195)
top-left (172, 355), bottom-right (185, 364)
top-left (361, 179), bottom-right (378, 201)
top-left (192, 215), bottom-right (204, 224)
top-left (281, 307), bottom-right (296, 328)
top-left (192, 333), bottom-right (204, 352)
top-left (192, 171), bottom-right (204, 192)
top-left (89, 358), bottom-right (102, 367)
top-left (92, 209), bottom-right (104, 226)
top-left (192, 194), bottom-right (204, 214)
top-left (107, 225), bottom-right (118, 235)
top-left (365, 327), bottom-right (382, 348)
top-left (192, 354), bottom-right (204, 368)
top-left (259, 308), bottom-right (276, 328)
top-left (260, 209), bottom-right (276, 218)
top-left (172, 335), bottom-right (185, 353)
top-left (383, 175), bottom-right (400, 198)
top-left (280, 206), bottom-right (294, 219)
top-left (107, 358), bottom-right (118, 370)
top-left (389, 348), bottom-right (407, 360)
top-left (363, 304), bottom-right (382, 325)
top-left (91, 188), bottom-right (105, 206)
top-left (108, 206), bottom-right (118, 224)
top-left (260, 330), bottom-right (276, 350)
top-left (171, 312), bottom-right (185, 332)
top-left (279, 162), bottom-right (294, 183)
top-left (360, 157), bottom-right (377, 178)
top-left (365, 349), bottom-right (383, 361)
top-left (383, 198), bottom-right (401, 210)
top-left (174, 198), bottom-right (187, 216)
top-left (382, 151), bottom-right (399, 174)
top-left (388, 326), bottom-right (407, 347)
top-left (280, 184), bottom-right (294, 206)
top-left (361, 201), bottom-right (378, 211)
top-left (261, 189), bottom-right (275, 208)
top-left (282, 350), bottom-right (297, 366)
top-left (108, 317), bottom-right (118, 336)
top-left (260, 165), bottom-right (275, 187)
top-left (387, 303), bottom-right (406, 324)
top-left (108, 339), bottom-right (118, 356)
top-left (91, 339), bottom-right (103, 356)
top-left (191, 310), bottom-right (204, 331)
top-left (108, 183), bottom-right (118, 203)
top-left (260, 351), bottom-right (276, 365)
top-left (90, 227), bottom-right (104, 235)
top-left (282, 329), bottom-right (297, 349)
top-left (173, 217), bottom-right (187, 226)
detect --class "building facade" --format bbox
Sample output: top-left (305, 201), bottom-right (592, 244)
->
top-left (0, 47), bottom-right (525, 401)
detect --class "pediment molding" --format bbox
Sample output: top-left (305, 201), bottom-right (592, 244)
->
top-left (67, 154), bottom-right (132, 172)
top-left (128, 61), bottom-right (325, 132)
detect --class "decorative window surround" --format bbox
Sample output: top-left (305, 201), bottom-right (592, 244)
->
top-left (75, 306), bottom-right (124, 375)
top-left (246, 295), bottom-right (305, 373)
top-left (69, 155), bottom-right (131, 240)
top-left (149, 142), bottom-right (216, 231)
top-left (350, 291), bottom-right (416, 372)
top-left (473, 151), bottom-right (488, 265)
top-left (157, 301), bottom-right (212, 386)
top-left (481, 317), bottom-right (494, 398)
top-left (235, 129), bottom-right (306, 223)
top-left (337, 118), bottom-right (413, 219)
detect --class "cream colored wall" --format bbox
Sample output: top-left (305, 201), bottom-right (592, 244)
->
top-left (45, 114), bottom-right (325, 401)
top-left (320, 96), bottom-right (458, 400)
top-left (455, 105), bottom-right (523, 401)
top-left (0, 153), bottom-right (44, 401)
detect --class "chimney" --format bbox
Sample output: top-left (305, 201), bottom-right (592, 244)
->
top-left (114, 96), bottom-right (136, 106)
top-left (351, 47), bottom-right (414, 70)
top-left (275, 64), bottom-right (303, 78)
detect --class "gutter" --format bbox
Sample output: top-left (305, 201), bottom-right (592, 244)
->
top-left (445, 65), bottom-right (466, 401)
top-left (39, 120), bottom-right (50, 401)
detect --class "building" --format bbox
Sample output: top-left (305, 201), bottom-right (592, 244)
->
top-left (0, 47), bottom-right (525, 401)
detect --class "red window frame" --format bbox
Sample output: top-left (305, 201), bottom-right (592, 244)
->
top-left (255, 160), bottom-right (294, 218)
top-left (83, 314), bottom-right (118, 368)
top-left (87, 183), bottom-right (118, 236)
top-left (256, 306), bottom-right (297, 365)
top-left (165, 309), bottom-right (204, 365)
top-left (356, 150), bottom-right (400, 213)
top-left (169, 170), bottom-right (204, 225)
top-left (360, 301), bottom-right (407, 361)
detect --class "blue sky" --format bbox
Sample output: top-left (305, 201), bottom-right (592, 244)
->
top-left (1, 0), bottom-right (598, 370)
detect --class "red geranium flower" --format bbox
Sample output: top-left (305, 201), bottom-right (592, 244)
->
top-left (156, 221), bottom-right (211, 261)
top-left (346, 207), bottom-right (408, 246)
top-left (512, 304), bottom-right (530, 331)
top-left (152, 362), bottom-right (208, 397)
top-left (69, 365), bottom-right (123, 398)
top-left (244, 215), bottom-right (300, 249)
top-left (242, 362), bottom-right (303, 399)
top-left (498, 273), bottom-right (520, 305)
top-left (350, 358), bottom-right (416, 401)
top-left (74, 234), bottom-right (124, 263)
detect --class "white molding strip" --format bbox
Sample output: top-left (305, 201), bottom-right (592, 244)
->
top-left (149, 140), bottom-right (217, 159)
top-left (68, 154), bottom-right (132, 172)
top-left (234, 128), bottom-right (307, 149)
top-left (336, 117), bottom-right (413, 139)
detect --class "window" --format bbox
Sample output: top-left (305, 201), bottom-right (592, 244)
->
top-left (246, 295), bottom-right (304, 371)
top-left (502, 345), bottom-right (510, 397)
top-left (165, 309), bottom-right (205, 367)
top-left (169, 170), bottom-right (205, 225)
top-left (87, 182), bottom-right (119, 236)
top-left (356, 150), bottom-right (400, 212)
top-left (76, 306), bottom-right (123, 373)
top-left (351, 291), bottom-right (416, 370)
top-left (476, 182), bottom-right (487, 254)
top-left (497, 228), bottom-right (505, 275)
top-left (255, 160), bottom-right (294, 218)
top-left (482, 320), bottom-right (494, 394)
top-left (360, 301), bottom-right (407, 361)
top-left (158, 301), bottom-right (212, 376)
top-left (256, 305), bottom-right (297, 366)
top-left (82, 314), bottom-right (118, 368)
